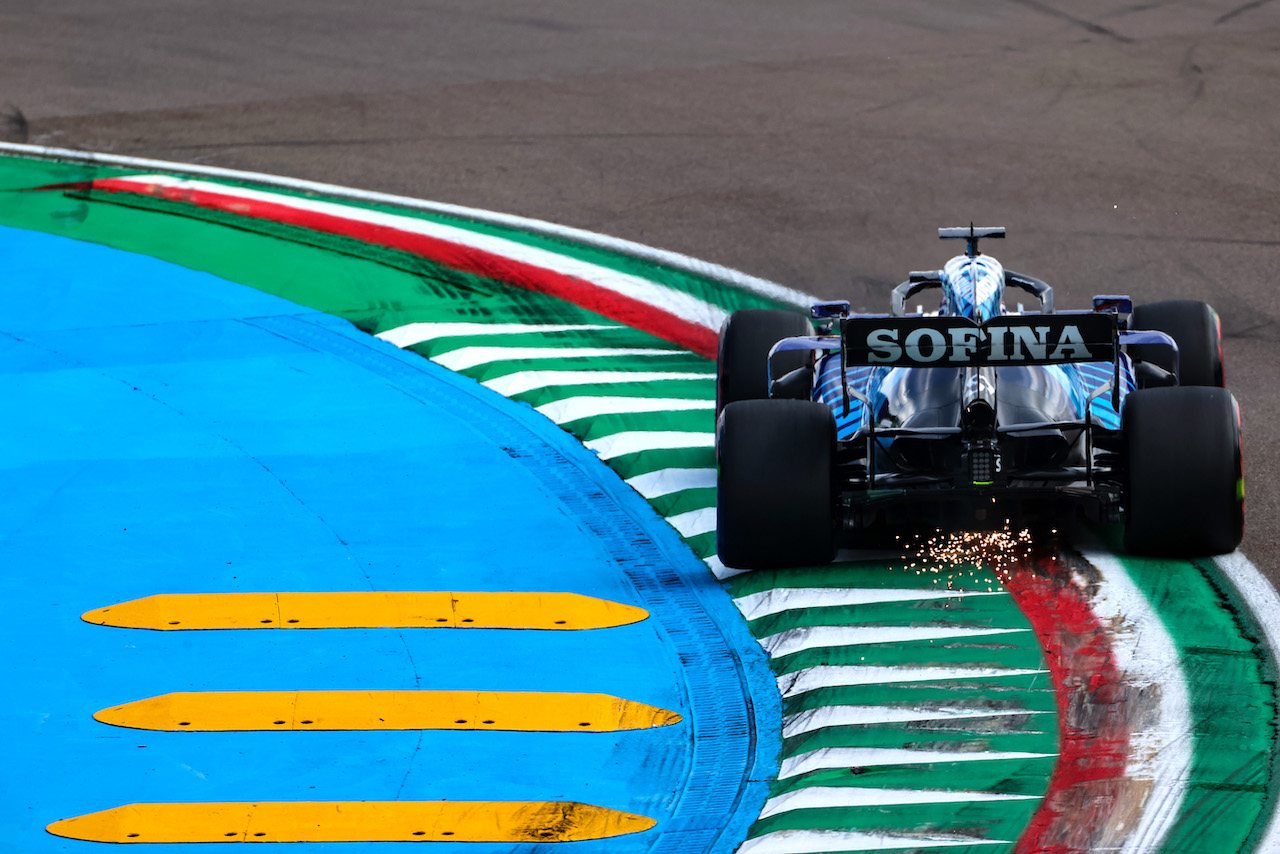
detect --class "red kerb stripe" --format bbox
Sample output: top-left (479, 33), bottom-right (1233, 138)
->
top-left (1001, 556), bottom-right (1129, 854)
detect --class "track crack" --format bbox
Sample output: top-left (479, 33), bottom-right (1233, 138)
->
top-left (1008, 0), bottom-right (1135, 43)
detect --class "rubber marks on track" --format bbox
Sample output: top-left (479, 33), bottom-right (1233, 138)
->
top-left (82, 591), bottom-right (648, 630)
top-left (47, 801), bottom-right (655, 844)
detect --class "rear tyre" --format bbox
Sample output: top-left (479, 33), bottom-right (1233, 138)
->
top-left (1123, 386), bottom-right (1243, 556)
top-left (1129, 300), bottom-right (1224, 387)
top-left (717, 399), bottom-right (836, 569)
top-left (716, 309), bottom-right (814, 415)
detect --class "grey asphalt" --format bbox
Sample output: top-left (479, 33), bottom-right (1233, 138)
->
top-left (5, 0), bottom-right (1278, 575)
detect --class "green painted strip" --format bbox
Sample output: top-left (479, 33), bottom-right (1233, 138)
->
top-left (771, 641), bottom-right (1045, 676)
top-left (449, 353), bottom-right (712, 382)
top-left (782, 680), bottom-right (1057, 717)
top-left (645, 488), bottom-right (717, 520)
top-left (682, 531), bottom-right (718, 560)
top-left (405, 329), bottom-right (659, 355)
top-left (598, 448), bottom-right (717, 482)
top-left (748, 596), bottom-right (1035, 637)
top-left (1103, 528), bottom-right (1279, 854)
top-left (768, 758), bottom-right (1057, 798)
top-left (748, 799), bottom-right (1041, 839)
top-left (504, 379), bottom-right (717, 408)
top-left (726, 562), bottom-right (1007, 600)
top-left (784, 722), bottom-right (1056, 757)
top-left (561, 410), bottom-right (713, 442)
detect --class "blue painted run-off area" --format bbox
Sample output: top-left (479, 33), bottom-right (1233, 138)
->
top-left (0, 226), bottom-right (778, 854)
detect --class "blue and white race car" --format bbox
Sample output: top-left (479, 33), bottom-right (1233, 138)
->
top-left (715, 226), bottom-right (1243, 569)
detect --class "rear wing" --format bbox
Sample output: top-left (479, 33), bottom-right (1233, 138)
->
top-left (768, 312), bottom-right (1179, 413)
top-left (841, 314), bottom-right (1116, 367)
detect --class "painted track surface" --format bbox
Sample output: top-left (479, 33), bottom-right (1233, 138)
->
top-left (0, 217), bottom-right (776, 852)
top-left (3, 151), bottom-right (1279, 852)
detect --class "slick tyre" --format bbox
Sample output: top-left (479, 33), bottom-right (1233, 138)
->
top-left (716, 309), bottom-right (813, 415)
top-left (1123, 386), bottom-right (1243, 556)
top-left (717, 399), bottom-right (836, 569)
top-left (1129, 300), bottom-right (1225, 387)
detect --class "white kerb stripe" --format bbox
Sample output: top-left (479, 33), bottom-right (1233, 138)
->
top-left (1079, 547), bottom-right (1191, 854)
top-left (625, 467), bottom-right (717, 499)
top-left (376, 322), bottom-right (615, 348)
top-left (482, 370), bottom-right (711, 397)
top-left (734, 587), bottom-right (1003, 621)
top-left (584, 431), bottom-right (713, 460)
top-left (1216, 551), bottom-right (1280, 854)
top-left (784, 704), bottom-right (1051, 737)
top-left (777, 665), bottom-right (1047, 698)
top-left (738, 829), bottom-right (1011, 854)
top-left (667, 507), bottom-right (715, 539)
top-left (758, 786), bottom-right (1039, 820)
top-left (111, 175), bottom-right (731, 332)
top-left (432, 346), bottom-right (677, 372)
top-left (779, 746), bottom-right (1056, 780)
top-left (760, 625), bottom-right (1029, 657)
top-left (704, 555), bottom-right (745, 580)
top-left (538, 397), bottom-right (713, 425)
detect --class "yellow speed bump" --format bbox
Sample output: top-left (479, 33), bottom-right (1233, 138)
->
top-left (94, 690), bottom-right (682, 732)
top-left (81, 591), bottom-right (647, 631)
top-left (47, 800), bottom-right (656, 843)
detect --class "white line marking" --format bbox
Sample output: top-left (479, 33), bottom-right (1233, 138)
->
top-left (584, 430), bottom-right (714, 460)
top-left (538, 397), bottom-right (713, 425)
top-left (777, 665), bottom-right (1047, 698)
top-left (737, 828), bottom-right (1011, 853)
top-left (760, 625), bottom-right (1030, 657)
top-left (734, 587), bottom-right (1004, 621)
top-left (481, 370), bottom-right (711, 397)
top-left (432, 346), bottom-right (677, 372)
top-left (375, 322), bottom-right (615, 348)
top-left (779, 746), bottom-right (1056, 780)
top-left (1078, 548), bottom-right (1192, 854)
top-left (783, 704), bottom-right (1051, 738)
top-left (1215, 551), bottom-right (1280, 854)
top-left (758, 786), bottom-right (1040, 819)
top-left (625, 467), bottom-right (717, 499)
top-left (667, 507), bottom-right (715, 539)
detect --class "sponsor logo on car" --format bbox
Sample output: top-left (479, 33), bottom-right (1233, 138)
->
top-left (845, 315), bottom-right (1115, 367)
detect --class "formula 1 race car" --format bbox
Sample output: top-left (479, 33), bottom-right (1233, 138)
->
top-left (715, 226), bottom-right (1243, 569)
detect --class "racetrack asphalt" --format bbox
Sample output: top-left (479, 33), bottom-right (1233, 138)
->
top-left (6, 4), bottom-right (1278, 588)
